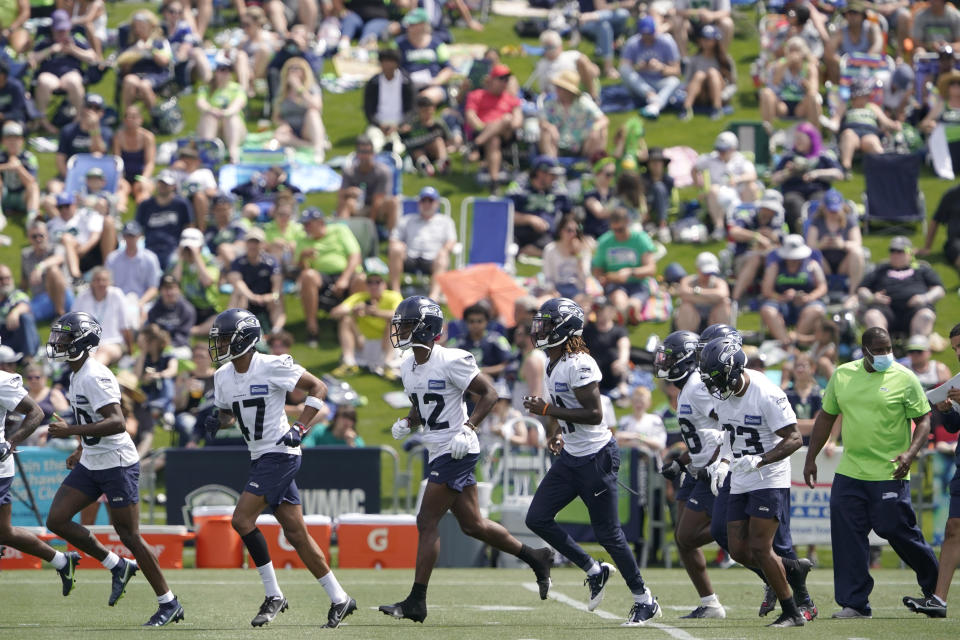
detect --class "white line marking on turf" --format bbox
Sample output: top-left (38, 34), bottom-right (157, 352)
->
top-left (522, 583), bottom-right (702, 640)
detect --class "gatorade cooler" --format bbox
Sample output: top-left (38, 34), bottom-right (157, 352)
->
top-left (254, 514), bottom-right (332, 569)
top-left (337, 513), bottom-right (418, 568)
top-left (0, 527), bottom-right (53, 569)
top-left (193, 505), bottom-right (243, 568)
top-left (65, 525), bottom-right (192, 569)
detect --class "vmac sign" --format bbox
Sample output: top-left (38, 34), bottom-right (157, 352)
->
top-left (165, 447), bottom-right (381, 525)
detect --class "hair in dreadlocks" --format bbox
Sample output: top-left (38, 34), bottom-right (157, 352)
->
top-left (564, 335), bottom-right (590, 356)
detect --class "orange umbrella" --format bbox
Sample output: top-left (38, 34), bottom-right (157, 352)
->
top-left (436, 264), bottom-right (527, 327)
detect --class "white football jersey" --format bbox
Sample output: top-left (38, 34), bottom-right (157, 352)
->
top-left (543, 352), bottom-right (612, 457)
top-left (214, 352), bottom-right (305, 460)
top-left (676, 370), bottom-right (724, 468)
top-left (715, 369), bottom-right (797, 494)
top-left (69, 358), bottom-right (140, 470)
top-left (400, 345), bottom-right (480, 462)
top-left (0, 371), bottom-right (28, 478)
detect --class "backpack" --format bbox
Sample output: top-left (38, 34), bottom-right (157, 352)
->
top-left (152, 97), bottom-right (184, 136)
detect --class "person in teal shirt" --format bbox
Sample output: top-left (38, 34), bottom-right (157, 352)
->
top-left (803, 326), bottom-right (939, 619)
top-left (590, 207), bottom-right (658, 324)
top-left (302, 404), bottom-right (365, 447)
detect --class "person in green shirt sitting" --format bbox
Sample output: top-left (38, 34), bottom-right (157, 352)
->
top-left (590, 207), bottom-right (658, 324)
top-left (262, 192), bottom-right (305, 279)
top-left (167, 227), bottom-right (220, 338)
top-left (296, 207), bottom-right (363, 346)
top-left (804, 326), bottom-right (939, 619)
top-left (301, 404), bottom-right (365, 448)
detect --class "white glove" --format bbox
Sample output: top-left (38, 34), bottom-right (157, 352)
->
top-left (450, 425), bottom-right (479, 459)
top-left (710, 460), bottom-right (730, 496)
top-left (732, 454), bottom-right (764, 478)
top-left (391, 417), bottom-right (411, 440)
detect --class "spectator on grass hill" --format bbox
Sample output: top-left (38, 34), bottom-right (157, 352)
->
top-left (335, 0), bottom-right (393, 46)
top-left (55, 92), bottom-right (111, 179)
top-left (582, 157), bottom-right (616, 239)
top-left (574, 0), bottom-right (631, 80)
top-left (197, 56), bottom-right (247, 164)
top-left (173, 341), bottom-right (215, 446)
top-left (387, 185), bottom-right (456, 301)
top-left (728, 193), bottom-right (785, 304)
top-left (619, 16), bottom-right (682, 120)
top-left (363, 47), bottom-right (415, 154)
top-left (642, 147), bottom-right (674, 242)
top-left (858, 236), bottom-right (945, 339)
top-left (582, 296), bottom-right (630, 399)
top-left (48, 191), bottom-right (116, 281)
top-left (783, 351), bottom-right (823, 442)
top-left (804, 189), bottom-right (865, 304)
top-left (302, 404), bottom-right (366, 447)
top-left (395, 8), bottom-right (454, 106)
top-left (673, 251), bottom-right (731, 332)
top-left (134, 323), bottom-right (178, 428)
top-left (770, 122), bottom-right (843, 233)
top-left (116, 10), bottom-right (173, 115)
top-left (113, 105), bottom-right (157, 205)
top-left (136, 169), bottom-right (195, 271)
top-left (449, 303), bottom-right (512, 381)
top-left (694, 131), bottom-right (759, 241)
top-left (920, 182), bottom-right (960, 271)
top-left (464, 63), bottom-right (522, 186)
top-left (203, 192), bottom-right (247, 267)
top-left (678, 24), bottom-right (736, 122)
top-left (0, 63), bottom-right (30, 126)
top-left (172, 145), bottom-right (216, 231)
top-left (20, 220), bottom-right (72, 322)
top-left (273, 56), bottom-right (327, 163)
top-left (538, 69), bottom-right (609, 161)
top-left (336, 134), bottom-right (398, 231)
top-left (0, 121), bottom-right (39, 219)
top-left (70, 267), bottom-right (134, 365)
top-left (105, 220), bottom-right (162, 330)
top-left (530, 30), bottom-right (599, 100)
top-left (227, 227), bottom-right (286, 334)
top-left (231, 164), bottom-right (301, 212)
top-left (760, 234), bottom-right (828, 347)
top-left (329, 265), bottom-right (403, 379)
top-left (615, 386), bottom-right (667, 452)
top-left (168, 227), bottom-right (220, 337)
top-left (542, 212), bottom-right (596, 306)
top-left (824, 1), bottom-right (883, 83)
top-left (911, 0), bottom-right (960, 56)
top-left (759, 36), bottom-right (821, 134)
top-left (146, 275), bottom-right (196, 352)
top-left (23, 363), bottom-right (70, 437)
top-left (591, 207), bottom-right (658, 324)
top-left (900, 334), bottom-right (951, 393)
top-left (262, 191), bottom-right (304, 276)
top-left (400, 94), bottom-right (452, 176)
top-left (509, 156), bottom-right (572, 258)
top-left (0, 263), bottom-right (39, 360)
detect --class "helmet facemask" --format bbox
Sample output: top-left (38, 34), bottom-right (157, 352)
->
top-left (390, 315), bottom-right (422, 350)
top-left (531, 313), bottom-right (564, 349)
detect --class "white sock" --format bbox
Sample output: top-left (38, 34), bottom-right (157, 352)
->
top-left (101, 552), bottom-right (121, 570)
top-left (257, 562), bottom-right (283, 599)
top-left (701, 593), bottom-right (720, 607)
top-left (158, 590), bottom-right (175, 604)
top-left (633, 587), bottom-right (652, 604)
top-left (318, 572), bottom-right (348, 604)
top-left (342, 355), bottom-right (357, 367)
top-left (586, 562), bottom-right (601, 577)
top-left (933, 595), bottom-right (947, 606)
top-left (50, 551), bottom-right (68, 570)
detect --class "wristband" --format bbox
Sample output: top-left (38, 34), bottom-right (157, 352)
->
top-left (304, 395), bottom-right (324, 410)
top-left (541, 403), bottom-right (550, 416)
top-left (292, 421), bottom-right (307, 435)
top-left (464, 421), bottom-right (478, 432)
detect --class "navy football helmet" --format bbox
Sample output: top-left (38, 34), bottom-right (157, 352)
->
top-left (655, 330), bottom-right (700, 382)
top-left (698, 337), bottom-right (747, 400)
top-left (531, 298), bottom-right (584, 349)
top-left (208, 308), bottom-right (262, 364)
top-left (390, 296), bottom-right (443, 350)
top-left (696, 323), bottom-right (741, 361)
top-left (47, 311), bottom-right (102, 361)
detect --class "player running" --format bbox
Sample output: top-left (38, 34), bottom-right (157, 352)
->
top-left (699, 336), bottom-right (811, 628)
top-left (522, 298), bottom-right (661, 626)
top-left (654, 330), bottom-right (726, 619)
top-left (380, 296), bottom-right (553, 624)
top-left (0, 339), bottom-right (84, 594)
top-left (43, 312), bottom-right (183, 627)
top-left (205, 308), bottom-right (356, 628)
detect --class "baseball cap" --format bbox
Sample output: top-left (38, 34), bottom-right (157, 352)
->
top-left (0, 345), bottom-right (22, 364)
top-left (84, 93), bottom-right (105, 109)
top-left (906, 334), bottom-right (930, 352)
top-left (1, 121), bottom-right (22, 137)
top-left (757, 197), bottom-right (784, 216)
top-left (889, 235), bottom-right (912, 251)
top-left (86, 167), bottom-right (105, 179)
top-left (402, 7), bottom-right (429, 25)
top-left (179, 227), bottom-right (205, 249)
top-left (663, 262), bottom-right (687, 284)
top-left (178, 146), bottom-right (199, 159)
top-left (823, 188), bottom-right (844, 212)
top-left (56, 192), bottom-right (74, 206)
top-left (160, 274), bottom-right (179, 287)
top-left (779, 234), bottom-right (812, 260)
top-left (638, 15), bottom-right (656, 35)
top-left (892, 64), bottom-right (915, 91)
top-left (211, 192), bottom-right (235, 206)
top-left (696, 251), bottom-right (720, 274)
top-left (121, 220), bottom-right (143, 236)
top-left (52, 8), bottom-right (71, 31)
top-left (300, 207), bottom-right (326, 223)
top-left (156, 170), bottom-right (177, 186)
top-left (365, 260), bottom-right (388, 278)
top-left (532, 155), bottom-right (564, 175)
top-left (714, 131), bottom-right (738, 151)
top-left (245, 227), bottom-right (266, 242)
top-left (700, 24), bottom-right (721, 40)
top-left (490, 63), bottom-right (512, 78)
top-left (419, 186), bottom-right (439, 200)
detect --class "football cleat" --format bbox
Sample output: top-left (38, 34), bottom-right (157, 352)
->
top-left (785, 558), bottom-right (813, 594)
top-left (143, 598), bottom-right (184, 626)
top-left (530, 547), bottom-right (553, 600)
top-left (322, 597), bottom-right (357, 628)
top-left (379, 597), bottom-right (427, 623)
top-left (108, 558), bottom-right (138, 606)
top-left (681, 604), bottom-right (726, 619)
top-left (903, 595), bottom-right (947, 618)
top-left (767, 611), bottom-right (805, 628)
top-left (799, 596), bottom-right (818, 621)
top-left (585, 562), bottom-right (616, 611)
top-left (57, 551), bottom-right (80, 596)
top-left (758, 584), bottom-right (777, 616)
top-left (251, 596), bottom-right (288, 627)
top-left (622, 596), bottom-right (662, 626)
top-left (830, 606), bottom-right (872, 619)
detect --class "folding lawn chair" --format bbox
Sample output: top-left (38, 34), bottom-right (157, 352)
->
top-left (458, 197), bottom-right (517, 273)
top-left (64, 153), bottom-right (124, 196)
top-left (861, 152), bottom-right (926, 235)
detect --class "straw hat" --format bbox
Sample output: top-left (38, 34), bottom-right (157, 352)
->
top-left (551, 69), bottom-right (582, 95)
top-left (116, 370), bottom-right (147, 403)
top-left (937, 69), bottom-right (960, 99)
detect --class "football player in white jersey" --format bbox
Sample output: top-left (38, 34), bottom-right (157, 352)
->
top-left (654, 330), bottom-right (727, 619)
top-left (381, 296), bottom-right (553, 624)
top-left (205, 308), bottom-right (356, 629)
top-left (43, 312), bottom-right (184, 627)
top-left (699, 336), bottom-right (811, 628)
top-left (522, 298), bottom-right (661, 626)
top-left (0, 338), bottom-right (83, 595)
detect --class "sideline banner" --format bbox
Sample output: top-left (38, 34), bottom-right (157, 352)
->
top-left (165, 447), bottom-right (381, 525)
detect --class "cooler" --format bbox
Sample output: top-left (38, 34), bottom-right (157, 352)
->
top-left (65, 525), bottom-right (192, 569)
top-left (254, 514), bottom-right (332, 568)
top-left (336, 513), bottom-right (418, 568)
top-left (0, 527), bottom-right (56, 569)
top-left (193, 505), bottom-right (243, 568)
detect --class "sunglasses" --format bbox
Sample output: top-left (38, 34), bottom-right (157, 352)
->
top-left (30, 233), bottom-right (46, 239)
top-left (890, 248), bottom-right (906, 253)
top-left (600, 170), bottom-right (616, 177)
top-left (26, 374), bottom-right (42, 380)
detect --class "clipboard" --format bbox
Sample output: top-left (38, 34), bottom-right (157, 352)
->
top-left (925, 371), bottom-right (960, 405)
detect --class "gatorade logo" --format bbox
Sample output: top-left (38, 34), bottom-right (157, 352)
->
top-left (278, 530), bottom-right (296, 552)
top-left (368, 528), bottom-right (389, 552)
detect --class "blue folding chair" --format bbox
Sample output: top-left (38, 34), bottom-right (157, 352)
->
top-left (459, 197), bottom-right (517, 273)
top-left (862, 152), bottom-right (926, 235)
top-left (64, 153), bottom-right (123, 197)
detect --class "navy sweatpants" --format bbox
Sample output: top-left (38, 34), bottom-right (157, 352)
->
top-left (830, 473), bottom-right (939, 613)
top-left (710, 475), bottom-right (797, 559)
top-left (525, 438), bottom-right (646, 594)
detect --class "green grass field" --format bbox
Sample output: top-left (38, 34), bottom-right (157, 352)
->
top-left (0, 567), bottom-right (953, 638)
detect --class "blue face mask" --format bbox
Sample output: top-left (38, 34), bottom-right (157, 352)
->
top-left (866, 347), bottom-right (894, 372)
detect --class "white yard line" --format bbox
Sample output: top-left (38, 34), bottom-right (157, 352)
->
top-left (522, 582), bottom-right (703, 640)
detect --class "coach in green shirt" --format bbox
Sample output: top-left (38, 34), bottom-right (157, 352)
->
top-left (804, 327), bottom-right (939, 619)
